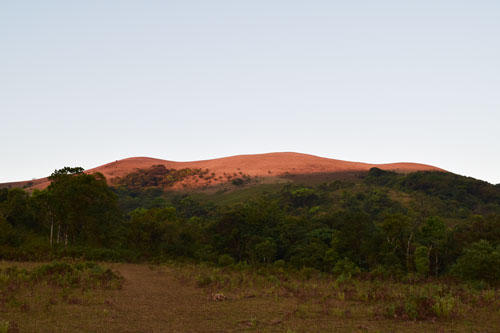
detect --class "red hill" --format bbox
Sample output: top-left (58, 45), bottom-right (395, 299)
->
top-left (3, 152), bottom-right (446, 191)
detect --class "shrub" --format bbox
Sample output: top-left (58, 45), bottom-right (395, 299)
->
top-left (388, 294), bottom-right (434, 320)
top-left (333, 258), bottom-right (360, 281)
top-left (231, 178), bottom-right (244, 186)
top-left (218, 254), bottom-right (235, 267)
top-left (196, 274), bottom-right (214, 288)
top-left (432, 294), bottom-right (462, 317)
top-left (299, 267), bottom-right (318, 281)
top-left (273, 259), bottom-right (286, 269)
top-left (0, 321), bottom-right (9, 333)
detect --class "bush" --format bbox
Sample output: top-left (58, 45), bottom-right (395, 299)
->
top-left (299, 267), bottom-right (319, 281)
top-left (387, 294), bottom-right (435, 320)
top-left (432, 295), bottom-right (462, 317)
top-left (273, 259), bottom-right (286, 269)
top-left (231, 178), bottom-right (244, 186)
top-left (218, 254), bottom-right (235, 267)
top-left (0, 321), bottom-right (9, 333)
top-left (196, 274), bottom-right (214, 288)
top-left (333, 258), bottom-right (360, 280)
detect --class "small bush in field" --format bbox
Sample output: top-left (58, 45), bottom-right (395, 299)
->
top-left (196, 274), bottom-right (214, 288)
top-left (299, 267), bottom-right (318, 281)
top-left (273, 259), bottom-right (286, 269)
top-left (333, 258), bottom-right (360, 281)
top-left (386, 303), bottom-right (397, 318)
top-left (218, 254), bottom-right (235, 267)
top-left (432, 294), bottom-right (462, 317)
top-left (0, 321), bottom-right (10, 333)
top-left (481, 289), bottom-right (496, 303)
top-left (387, 294), bottom-right (434, 320)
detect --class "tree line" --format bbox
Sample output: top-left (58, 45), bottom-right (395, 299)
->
top-left (1, 167), bottom-right (500, 284)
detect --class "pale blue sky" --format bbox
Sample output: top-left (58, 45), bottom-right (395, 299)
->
top-left (1, 1), bottom-right (499, 184)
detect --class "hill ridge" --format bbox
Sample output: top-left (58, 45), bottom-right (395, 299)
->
top-left (1, 152), bottom-right (446, 190)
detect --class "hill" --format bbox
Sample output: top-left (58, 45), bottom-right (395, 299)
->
top-left (1, 152), bottom-right (445, 191)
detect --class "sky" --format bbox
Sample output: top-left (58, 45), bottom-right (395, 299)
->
top-left (1, 1), bottom-right (499, 184)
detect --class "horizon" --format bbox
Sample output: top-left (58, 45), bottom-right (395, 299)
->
top-left (2, 150), bottom-right (490, 185)
top-left (1, 1), bottom-right (499, 184)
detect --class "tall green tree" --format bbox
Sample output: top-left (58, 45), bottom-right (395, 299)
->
top-left (46, 167), bottom-right (122, 247)
top-left (0, 188), bottom-right (35, 230)
top-left (421, 216), bottom-right (447, 275)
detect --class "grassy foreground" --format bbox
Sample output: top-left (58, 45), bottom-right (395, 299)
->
top-left (1, 261), bottom-right (499, 332)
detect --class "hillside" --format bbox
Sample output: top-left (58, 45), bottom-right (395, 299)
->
top-left (1, 152), bottom-right (445, 191)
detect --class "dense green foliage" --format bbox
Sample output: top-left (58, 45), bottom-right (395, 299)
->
top-left (1, 167), bottom-right (500, 284)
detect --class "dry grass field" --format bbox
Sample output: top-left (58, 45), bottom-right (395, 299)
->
top-left (1, 261), bottom-right (500, 332)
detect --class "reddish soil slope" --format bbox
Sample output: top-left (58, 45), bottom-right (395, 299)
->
top-left (4, 152), bottom-right (446, 190)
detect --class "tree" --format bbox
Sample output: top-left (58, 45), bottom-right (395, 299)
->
top-left (0, 188), bottom-right (35, 230)
top-left (31, 189), bottom-right (55, 245)
top-left (414, 246), bottom-right (430, 276)
top-left (452, 240), bottom-right (500, 284)
top-left (45, 167), bottom-right (122, 247)
top-left (289, 239), bottom-right (328, 269)
top-left (421, 216), bottom-right (447, 276)
top-left (0, 215), bottom-right (22, 247)
top-left (379, 213), bottom-right (409, 254)
top-left (290, 187), bottom-right (320, 207)
top-left (253, 239), bottom-right (277, 263)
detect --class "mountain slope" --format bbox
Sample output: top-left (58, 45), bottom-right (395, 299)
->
top-left (2, 152), bottom-right (446, 190)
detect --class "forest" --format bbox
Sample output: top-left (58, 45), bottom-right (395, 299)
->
top-left (1, 166), bottom-right (500, 285)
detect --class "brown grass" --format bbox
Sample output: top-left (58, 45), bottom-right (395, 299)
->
top-left (1, 262), bottom-right (499, 332)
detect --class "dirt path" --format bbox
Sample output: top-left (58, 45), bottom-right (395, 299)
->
top-left (101, 264), bottom-right (278, 333)
top-left (103, 264), bottom-right (210, 332)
